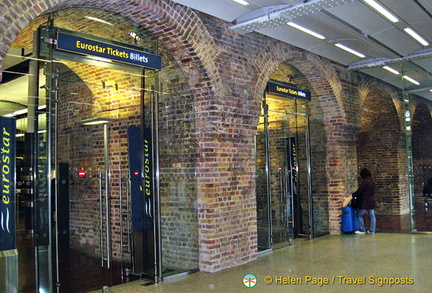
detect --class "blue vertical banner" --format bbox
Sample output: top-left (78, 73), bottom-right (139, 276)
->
top-left (128, 127), bottom-right (154, 232)
top-left (128, 127), bottom-right (144, 233)
top-left (0, 117), bottom-right (16, 251)
top-left (143, 128), bottom-right (153, 231)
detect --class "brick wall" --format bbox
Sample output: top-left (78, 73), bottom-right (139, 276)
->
top-left (356, 80), bottom-right (411, 231)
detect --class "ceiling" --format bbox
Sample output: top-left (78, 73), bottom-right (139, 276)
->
top-left (172, 0), bottom-right (432, 100)
top-left (1, 0), bottom-right (432, 117)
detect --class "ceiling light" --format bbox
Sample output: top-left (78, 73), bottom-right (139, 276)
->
top-left (403, 75), bottom-right (420, 85)
top-left (363, 0), bottom-right (399, 23)
top-left (232, 0), bottom-right (249, 5)
top-left (404, 28), bottom-right (429, 46)
top-left (4, 104), bottom-right (46, 118)
top-left (287, 22), bottom-right (326, 40)
top-left (4, 108), bottom-right (27, 117)
top-left (129, 32), bottom-right (141, 41)
top-left (383, 66), bottom-right (400, 75)
top-left (80, 117), bottom-right (116, 125)
top-left (84, 16), bottom-right (113, 26)
top-left (335, 43), bottom-right (366, 58)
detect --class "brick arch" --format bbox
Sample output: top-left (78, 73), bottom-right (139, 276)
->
top-left (253, 42), bottom-right (346, 123)
top-left (0, 0), bottom-right (221, 97)
top-left (253, 41), bottom-right (353, 233)
top-left (357, 82), bottom-right (409, 231)
top-left (357, 79), bottom-right (404, 131)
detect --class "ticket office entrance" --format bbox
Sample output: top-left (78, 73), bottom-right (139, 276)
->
top-left (256, 81), bottom-right (314, 251)
top-left (16, 19), bottom-right (181, 292)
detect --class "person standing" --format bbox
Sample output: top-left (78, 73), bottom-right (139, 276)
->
top-left (352, 168), bottom-right (377, 235)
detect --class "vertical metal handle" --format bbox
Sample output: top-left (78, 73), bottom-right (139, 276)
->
top-left (104, 123), bottom-right (111, 269)
top-left (98, 170), bottom-right (104, 267)
top-left (289, 168), bottom-right (295, 230)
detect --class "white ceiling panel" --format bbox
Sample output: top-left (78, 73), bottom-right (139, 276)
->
top-left (259, 26), bottom-right (325, 51)
top-left (3, 0), bottom-right (432, 104)
top-left (372, 28), bottom-right (423, 56)
top-left (326, 1), bottom-right (394, 36)
top-left (171, 0), bottom-right (250, 22)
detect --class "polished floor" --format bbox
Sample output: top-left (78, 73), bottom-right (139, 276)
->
top-left (92, 232), bottom-right (432, 293)
top-left (19, 199), bottom-right (432, 293)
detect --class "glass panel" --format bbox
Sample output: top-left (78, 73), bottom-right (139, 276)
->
top-left (158, 58), bottom-right (199, 279)
top-left (256, 93), bottom-right (311, 250)
top-left (409, 63), bottom-right (432, 232)
top-left (12, 9), bottom-right (198, 291)
top-left (35, 24), bottom-right (160, 291)
top-left (50, 52), bottom-right (149, 291)
top-left (256, 117), bottom-right (271, 251)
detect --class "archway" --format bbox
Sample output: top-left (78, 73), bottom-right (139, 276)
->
top-left (3, 6), bottom-right (202, 292)
top-left (357, 84), bottom-right (408, 232)
top-left (412, 102), bottom-right (432, 231)
top-left (255, 60), bottom-right (329, 250)
top-left (254, 42), bottom-right (352, 235)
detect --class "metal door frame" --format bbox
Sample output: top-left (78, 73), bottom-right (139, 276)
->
top-left (259, 92), bottom-right (314, 250)
top-left (29, 14), bottom-right (163, 292)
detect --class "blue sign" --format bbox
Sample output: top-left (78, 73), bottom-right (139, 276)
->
top-left (0, 117), bottom-right (16, 251)
top-left (56, 32), bottom-right (162, 70)
top-left (128, 127), bottom-right (153, 233)
top-left (268, 81), bottom-right (311, 101)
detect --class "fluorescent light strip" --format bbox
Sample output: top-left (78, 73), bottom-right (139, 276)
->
top-left (85, 16), bottom-right (113, 26)
top-left (82, 120), bottom-right (109, 125)
top-left (232, 0), bottom-right (249, 5)
top-left (3, 104), bottom-right (47, 118)
top-left (404, 28), bottom-right (429, 46)
top-left (287, 22), bottom-right (326, 40)
top-left (383, 66), bottom-right (400, 75)
top-left (335, 43), bottom-right (366, 58)
top-left (363, 0), bottom-right (399, 23)
top-left (403, 75), bottom-right (420, 85)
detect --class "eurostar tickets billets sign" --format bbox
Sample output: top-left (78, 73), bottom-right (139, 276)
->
top-left (57, 32), bottom-right (162, 70)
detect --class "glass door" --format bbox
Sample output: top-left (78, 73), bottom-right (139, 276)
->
top-left (26, 23), bottom-right (161, 292)
top-left (256, 92), bottom-right (312, 251)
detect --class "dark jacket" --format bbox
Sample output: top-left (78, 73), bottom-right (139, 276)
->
top-left (352, 176), bottom-right (376, 209)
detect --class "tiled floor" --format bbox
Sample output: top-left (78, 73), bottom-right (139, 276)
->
top-left (93, 232), bottom-right (432, 293)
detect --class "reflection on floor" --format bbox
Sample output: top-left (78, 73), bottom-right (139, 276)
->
top-left (17, 199), bottom-right (432, 292)
top-left (17, 218), bottom-right (187, 292)
top-left (17, 213), bottom-right (139, 293)
top-left (18, 241), bottom-right (141, 293)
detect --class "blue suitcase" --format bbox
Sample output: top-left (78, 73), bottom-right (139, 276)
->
top-left (342, 206), bottom-right (358, 233)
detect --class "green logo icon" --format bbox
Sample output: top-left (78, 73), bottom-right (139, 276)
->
top-left (243, 273), bottom-right (257, 288)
